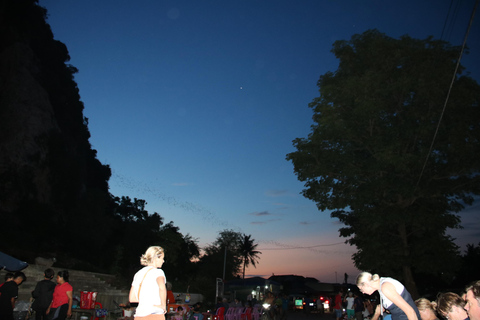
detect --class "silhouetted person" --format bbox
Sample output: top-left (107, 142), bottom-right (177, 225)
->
top-left (0, 271), bottom-right (26, 320)
top-left (32, 268), bottom-right (55, 320)
top-left (0, 273), bottom-right (14, 289)
top-left (193, 303), bottom-right (203, 320)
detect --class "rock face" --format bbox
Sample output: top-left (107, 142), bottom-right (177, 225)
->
top-left (0, 41), bottom-right (60, 211)
top-left (0, 0), bottom-right (112, 259)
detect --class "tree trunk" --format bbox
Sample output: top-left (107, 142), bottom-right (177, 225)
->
top-left (398, 222), bottom-right (419, 299)
top-left (402, 265), bottom-right (419, 299)
top-left (243, 257), bottom-right (246, 279)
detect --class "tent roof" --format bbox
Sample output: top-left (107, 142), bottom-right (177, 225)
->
top-left (0, 252), bottom-right (28, 271)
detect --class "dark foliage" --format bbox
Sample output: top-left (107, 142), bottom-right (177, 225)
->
top-left (287, 29), bottom-right (480, 297)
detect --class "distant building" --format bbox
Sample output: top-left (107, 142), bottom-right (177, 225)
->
top-left (268, 274), bottom-right (340, 297)
top-left (224, 277), bottom-right (281, 302)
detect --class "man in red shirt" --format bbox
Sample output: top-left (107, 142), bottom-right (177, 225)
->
top-left (333, 291), bottom-right (344, 320)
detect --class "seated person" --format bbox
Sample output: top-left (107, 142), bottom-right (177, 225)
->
top-left (193, 303), bottom-right (204, 320)
top-left (177, 306), bottom-right (186, 316)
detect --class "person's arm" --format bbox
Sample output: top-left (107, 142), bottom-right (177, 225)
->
top-left (129, 286), bottom-right (138, 303)
top-left (46, 300), bottom-right (52, 314)
top-left (381, 282), bottom-right (418, 320)
top-left (66, 291), bottom-right (73, 317)
top-left (370, 304), bottom-right (381, 320)
top-left (32, 283), bottom-right (40, 299)
top-left (154, 276), bottom-right (167, 313)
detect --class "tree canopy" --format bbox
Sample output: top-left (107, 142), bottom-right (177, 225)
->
top-left (286, 29), bottom-right (480, 297)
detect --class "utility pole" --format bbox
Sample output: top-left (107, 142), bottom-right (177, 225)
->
top-left (223, 245), bottom-right (227, 280)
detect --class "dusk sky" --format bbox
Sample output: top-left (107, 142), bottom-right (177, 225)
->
top-left (38, 0), bottom-right (480, 283)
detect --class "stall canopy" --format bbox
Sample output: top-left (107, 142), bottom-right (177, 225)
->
top-left (0, 251), bottom-right (28, 271)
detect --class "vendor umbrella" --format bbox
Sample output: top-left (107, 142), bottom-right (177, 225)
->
top-left (0, 251), bottom-right (28, 271)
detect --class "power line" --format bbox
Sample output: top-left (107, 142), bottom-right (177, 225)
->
top-left (415, 0), bottom-right (479, 189)
top-left (441, 0), bottom-right (455, 40)
top-left (442, 0), bottom-right (464, 41)
top-left (258, 242), bottom-right (344, 250)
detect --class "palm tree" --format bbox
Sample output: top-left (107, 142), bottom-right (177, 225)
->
top-left (239, 234), bottom-right (261, 279)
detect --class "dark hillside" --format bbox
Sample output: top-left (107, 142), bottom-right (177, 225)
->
top-left (0, 1), bottom-right (201, 285)
top-left (0, 0), bottom-right (112, 269)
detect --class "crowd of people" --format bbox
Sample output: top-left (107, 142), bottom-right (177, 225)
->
top-left (0, 269), bottom-right (73, 320)
top-left (330, 272), bottom-right (480, 320)
top-left (2, 248), bottom-right (480, 320)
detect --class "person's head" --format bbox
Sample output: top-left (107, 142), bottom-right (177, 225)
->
top-left (436, 292), bottom-right (468, 320)
top-left (415, 298), bottom-right (437, 320)
top-left (348, 291), bottom-right (353, 297)
top-left (13, 272), bottom-right (26, 285)
top-left (356, 272), bottom-right (380, 295)
top-left (465, 280), bottom-right (480, 320)
top-left (4, 272), bottom-right (14, 282)
top-left (57, 270), bottom-right (69, 283)
top-left (44, 268), bottom-right (55, 280)
top-left (140, 246), bottom-right (165, 268)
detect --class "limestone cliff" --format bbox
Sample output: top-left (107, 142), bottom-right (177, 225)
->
top-left (0, 0), bottom-right (111, 257)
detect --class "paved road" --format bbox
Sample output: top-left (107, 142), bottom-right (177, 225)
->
top-left (282, 310), bottom-right (335, 320)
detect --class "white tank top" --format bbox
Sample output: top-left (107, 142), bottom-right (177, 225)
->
top-left (378, 277), bottom-right (404, 308)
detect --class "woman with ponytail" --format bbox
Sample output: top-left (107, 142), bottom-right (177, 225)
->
top-left (415, 298), bottom-right (438, 320)
top-left (129, 246), bottom-right (167, 320)
top-left (356, 272), bottom-right (421, 320)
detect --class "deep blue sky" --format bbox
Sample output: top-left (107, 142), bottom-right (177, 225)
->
top-left (38, 0), bottom-right (480, 282)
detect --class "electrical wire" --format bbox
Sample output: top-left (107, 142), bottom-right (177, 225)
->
top-left (444, 0), bottom-right (464, 42)
top-left (415, 0), bottom-right (479, 189)
top-left (441, 0), bottom-right (455, 40)
top-left (258, 242), bottom-right (345, 250)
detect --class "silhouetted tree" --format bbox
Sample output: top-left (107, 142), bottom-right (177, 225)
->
top-left (239, 234), bottom-right (261, 279)
top-left (287, 29), bottom-right (480, 297)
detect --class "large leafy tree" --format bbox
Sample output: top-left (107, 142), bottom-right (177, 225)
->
top-left (286, 29), bottom-right (480, 297)
top-left (107, 196), bottom-right (200, 284)
top-left (199, 230), bottom-right (243, 280)
top-left (239, 234), bottom-right (261, 279)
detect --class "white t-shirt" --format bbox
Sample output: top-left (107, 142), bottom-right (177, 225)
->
top-left (131, 266), bottom-right (167, 317)
top-left (346, 296), bottom-right (355, 310)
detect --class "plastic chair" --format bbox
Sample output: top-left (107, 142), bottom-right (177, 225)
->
top-left (213, 307), bottom-right (225, 320)
top-left (235, 307), bottom-right (245, 320)
top-left (242, 307), bottom-right (252, 320)
top-left (251, 307), bottom-right (260, 320)
top-left (225, 308), bottom-right (236, 320)
top-left (93, 302), bottom-right (107, 320)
